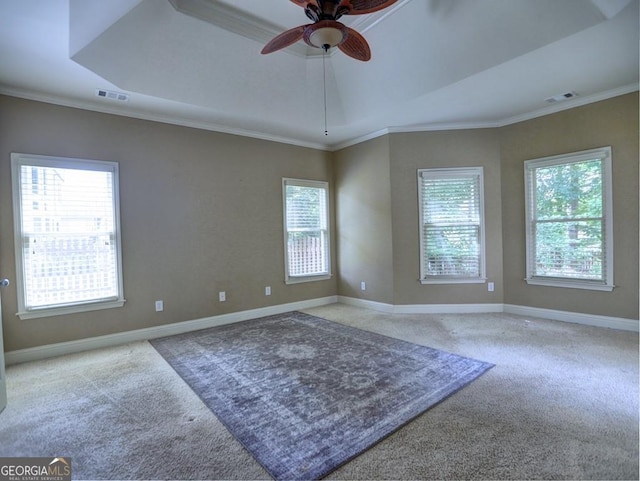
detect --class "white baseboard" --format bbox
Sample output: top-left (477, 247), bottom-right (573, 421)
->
top-left (503, 304), bottom-right (639, 332)
top-left (394, 303), bottom-right (504, 314)
top-left (339, 296), bottom-right (638, 332)
top-left (6, 295), bottom-right (637, 365)
top-left (5, 295), bottom-right (338, 366)
top-left (338, 296), bottom-right (502, 314)
top-left (337, 296), bottom-right (395, 313)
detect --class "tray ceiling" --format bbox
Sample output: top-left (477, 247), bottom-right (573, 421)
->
top-left (0, 0), bottom-right (637, 150)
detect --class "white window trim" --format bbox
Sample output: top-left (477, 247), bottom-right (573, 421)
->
top-left (282, 178), bottom-right (332, 285)
top-left (524, 146), bottom-right (614, 292)
top-left (417, 167), bottom-right (487, 285)
top-left (11, 153), bottom-right (126, 319)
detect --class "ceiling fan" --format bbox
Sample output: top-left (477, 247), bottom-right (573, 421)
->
top-left (261, 0), bottom-right (399, 61)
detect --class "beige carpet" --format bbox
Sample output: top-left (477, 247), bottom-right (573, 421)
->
top-left (0, 303), bottom-right (637, 480)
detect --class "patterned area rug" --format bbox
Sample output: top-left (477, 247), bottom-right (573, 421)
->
top-left (150, 311), bottom-right (493, 480)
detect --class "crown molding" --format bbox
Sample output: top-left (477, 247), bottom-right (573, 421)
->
top-left (496, 83), bottom-right (639, 127)
top-left (330, 128), bottom-right (391, 151)
top-left (348, 0), bottom-right (412, 33)
top-left (169, 0), bottom-right (311, 58)
top-left (335, 83), bottom-right (639, 151)
top-left (0, 86), bottom-right (330, 151)
top-left (2, 82), bottom-right (636, 153)
top-left (388, 121), bottom-right (500, 134)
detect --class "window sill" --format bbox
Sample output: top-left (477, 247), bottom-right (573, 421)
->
top-left (17, 298), bottom-right (126, 320)
top-left (420, 278), bottom-right (487, 285)
top-left (525, 277), bottom-right (614, 292)
top-left (285, 274), bottom-right (332, 285)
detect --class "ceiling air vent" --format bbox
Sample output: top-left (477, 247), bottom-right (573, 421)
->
top-left (95, 89), bottom-right (129, 102)
top-left (545, 91), bottom-right (578, 103)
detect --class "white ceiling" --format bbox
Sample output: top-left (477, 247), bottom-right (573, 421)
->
top-left (0, 0), bottom-right (637, 150)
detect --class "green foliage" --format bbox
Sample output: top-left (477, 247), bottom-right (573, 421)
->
top-left (422, 175), bottom-right (481, 277)
top-left (535, 159), bottom-right (602, 219)
top-left (533, 159), bottom-right (604, 279)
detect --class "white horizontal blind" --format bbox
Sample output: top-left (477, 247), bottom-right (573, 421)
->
top-left (13, 155), bottom-right (123, 311)
top-left (419, 168), bottom-right (484, 280)
top-left (284, 180), bottom-right (329, 280)
top-left (525, 150), bottom-right (611, 286)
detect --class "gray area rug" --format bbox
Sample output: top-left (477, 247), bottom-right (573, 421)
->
top-left (150, 311), bottom-right (494, 480)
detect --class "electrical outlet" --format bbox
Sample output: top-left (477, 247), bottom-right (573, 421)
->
top-left (155, 300), bottom-right (163, 312)
top-left (265, 286), bottom-right (271, 296)
top-left (219, 291), bottom-right (226, 302)
top-left (488, 282), bottom-right (495, 292)
top-left (360, 281), bottom-right (366, 291)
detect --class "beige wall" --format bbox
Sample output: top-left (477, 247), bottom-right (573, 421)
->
top-left (332, 129), bottom-right (505, 307)
top-left (499, 92), bottom-right (639, 320)
top-left (1, 92), bottom-right (637, 352)
top-left (333, 135), bottom-right (394, 304)
top-left (388, 129), bottom-right (505, 305)
top-left (332, 93), bottom-right (637, 320)
top-left (0, 96), bottom-right (335, 351)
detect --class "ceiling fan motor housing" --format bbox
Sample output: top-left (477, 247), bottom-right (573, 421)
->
top-left (305, 1), bottom-right (350, 22)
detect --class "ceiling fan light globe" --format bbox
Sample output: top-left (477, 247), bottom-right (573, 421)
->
top-left (308, 27), bottom-right (344, 49)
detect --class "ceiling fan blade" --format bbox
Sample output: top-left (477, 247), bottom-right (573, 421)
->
top-left (261, 25), bottom-right (306, 54)
top-left (342, 0), bottom-right (399, 15)
top-left (338, 27), bottom-right (371, 61)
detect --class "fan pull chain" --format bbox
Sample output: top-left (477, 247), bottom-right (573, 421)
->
top-left (322, 46), bottom-right (328, 136)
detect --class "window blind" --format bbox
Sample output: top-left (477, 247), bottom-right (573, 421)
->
top-left (12, 154), bottom-right (124, 314)
top-left (283, 180), bottom-right (330, 280)
top-left (419, 168), bottom-right (484, 280)
top-left (525, 151), bottom-right (611, 287)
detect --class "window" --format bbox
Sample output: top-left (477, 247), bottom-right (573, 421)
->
top-left (524, 147), bottom-right (613, 291)
top-left (283, 178), bottom-right (331, 284)
top-left (418, 167), bottom-right (486, 284)
top-left (11, 153), bottom-right (125, 319)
